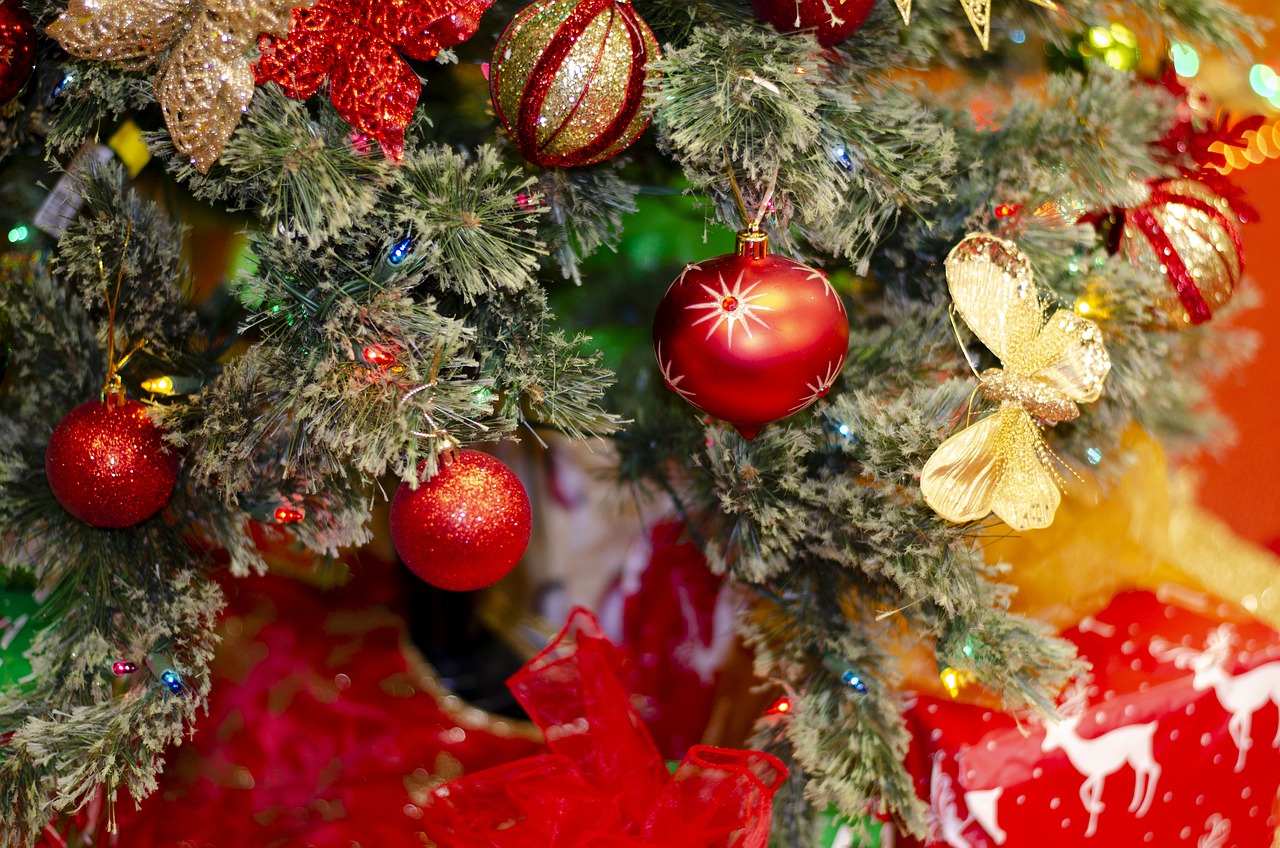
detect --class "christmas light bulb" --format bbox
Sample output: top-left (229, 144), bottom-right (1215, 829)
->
top-left (112, 661), bottom-right (137, 676)
top-left (142, 376), bottom-right (175, 395)
top-left (362, 345), bottom-right (400, 370)
top-left (273, 505), bottom-right (305, 524)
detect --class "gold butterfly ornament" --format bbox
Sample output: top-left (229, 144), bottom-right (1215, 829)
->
top-left (47, 0), bottom-right (309, 173)
top-left (920, 234), bottom-right (1111, 532)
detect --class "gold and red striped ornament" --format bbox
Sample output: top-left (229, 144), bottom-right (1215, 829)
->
top-left (489, 0), bottom-right (659, 168)
top-left (1121, 178), bottom-right (1244, 328)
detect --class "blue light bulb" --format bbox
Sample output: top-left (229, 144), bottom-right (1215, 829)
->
top-left (388, 237), bottom-right (413, 266)
top-left (160, 670), bottom-right (184, 694)
top-left (842, 671), bottom-right (867, 693)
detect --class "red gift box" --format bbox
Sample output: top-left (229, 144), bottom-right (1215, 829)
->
top-left (902, 590), bottom-right (1280, 847)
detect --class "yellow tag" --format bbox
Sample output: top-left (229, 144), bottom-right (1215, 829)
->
top-left (107, 120), bottom-right (152, 178)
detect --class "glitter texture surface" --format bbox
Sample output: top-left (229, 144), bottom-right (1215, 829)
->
top-left (750, 0), bottom-right (875, 47)
top-left (920, 234), bottom-right (1112, 531)
top-left (255, 0), bottom-right (495, 159)
top-left (44, 398), bottom-right (181, 529)
top-left (491, 0), bottom-right (658, 168)
top-left (1123, 178), bottom-right (1243, 327)
top-left (389, 450), bottom-right (532, 592)
top-left (46, 0), bottom-right (306, 173)
top-left (651, 239), bottom-right (849, 439)
top-left (0, 0), bottom-right (37, 104)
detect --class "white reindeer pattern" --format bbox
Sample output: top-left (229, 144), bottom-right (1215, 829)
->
top-left (1150, 624), bottom-right (1280, 772)
top-left (927, 753), bottom-right (1006, 847)
top-left (1040, 682), bottom-right (1161, 839)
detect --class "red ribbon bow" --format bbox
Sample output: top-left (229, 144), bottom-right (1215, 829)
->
top-left (420, 608), bottom-right (788, 848)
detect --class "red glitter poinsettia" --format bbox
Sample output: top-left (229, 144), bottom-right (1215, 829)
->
top-left (255, 0), bottom-right (494, 159)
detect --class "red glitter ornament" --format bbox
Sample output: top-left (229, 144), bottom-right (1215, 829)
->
top-left (1121, 178), bottom-right (1243, 327)
top-left (45, 397), bottom-right (180, 529)
top-left (652, 230), bottom-right (849, 439)
top-left (0, 0), bottom-right (36, 105)
top-left (751, 0), bottom-right (875, 46)
top-left (390, 450), bottom-right (531, 591)
top-left (490, 0), bottom-right (660, 168)
top-left (255, 0), bottom-right (495, 159)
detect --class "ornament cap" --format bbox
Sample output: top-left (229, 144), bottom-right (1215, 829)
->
top-left (735, 229), bottom-right (769, 260)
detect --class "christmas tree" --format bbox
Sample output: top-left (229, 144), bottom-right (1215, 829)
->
top-left (0, 0), bottom-right (1276, 842)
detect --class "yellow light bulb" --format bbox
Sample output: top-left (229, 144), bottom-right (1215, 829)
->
top-left (941, 667), bottom-right (962, 698)
top-left (141, 376), bottom-right (175, 395)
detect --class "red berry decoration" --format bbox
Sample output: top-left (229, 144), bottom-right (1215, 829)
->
top-left (1121, 178), bottom-right (1243, 328)
top-left (45, 397), bottom-right (180, 529)
top-left (390, 450), bottom-right (532, 591)
top-left (490, 0), bottom-right (660, 168)
top-left (751, 0), bottom-right (875, 46)
top-left (653, 229), bottom-right (849, 439)
top-left (0, 0), bottom-right (36, 105)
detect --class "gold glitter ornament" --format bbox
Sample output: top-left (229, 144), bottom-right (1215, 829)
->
top-left (920, 234), bottom-right (1111, 532)
top-left (1121, 178), bottom-right (1243, 329)
top-left (46, 0), bottom-right (309, 173)
top-left (490, 0), bottom-right (660, 168)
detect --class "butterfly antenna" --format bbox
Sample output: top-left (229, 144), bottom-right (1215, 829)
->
top-left (963, 384), bottom-right (983, 426)
top-left (948, 304), bottom-right (982, 381)
top-left (1037, 434), bottom-right (1082, 488)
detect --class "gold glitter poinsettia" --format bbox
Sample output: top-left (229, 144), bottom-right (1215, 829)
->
top-left (47, 0), bottom-right (310, 172)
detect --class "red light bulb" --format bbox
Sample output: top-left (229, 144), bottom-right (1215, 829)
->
top-left (362, 345), bottom-right (398, 369)
top-left (274, 505), bottom-right (305, 524)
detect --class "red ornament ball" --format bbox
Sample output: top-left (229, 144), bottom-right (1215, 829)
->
top-left (490, 0), bottom-right (660, 168)
top-left (751, 0), bottom-right (875, 46)
top-left (653, 231), bottom-right (849, 439)
top-left (0, 0), bottom-right (36, 105)
top-left (390, 450), bottom-right (532, 591)
top-left (1121, 178), bottom-right (1243, 328)
top-left (45, 398), bottom-right (180, 529)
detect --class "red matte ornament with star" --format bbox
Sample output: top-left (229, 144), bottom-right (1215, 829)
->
top-left (390, 450), bottom-right (531, 591)
top-left (898, 590), bottom-right (1280, 848)
top-left (44, 397), bottom-right (180, 528)
top-left (489, 0), bottom-right (660, 168)
top-left (0, 0), bottom-right (36, 105)
top-left (255, 0), bottom-right (495, 159)
top-left (751, 0), bottom-right (875, 46)
top-left (652, 230), bottom-right (849, 438)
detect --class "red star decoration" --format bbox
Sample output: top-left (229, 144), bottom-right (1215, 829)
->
top-left (255, 0), bottom-right (495, 159)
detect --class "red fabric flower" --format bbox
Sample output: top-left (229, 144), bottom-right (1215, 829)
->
top-left (255, 0), bottom-right (494, 158)
top-left (420, 609), bottom-right (789, 848)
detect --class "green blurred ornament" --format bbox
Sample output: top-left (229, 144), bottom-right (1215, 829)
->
top-left (0, 586), bottom-right (40, 689)
top-left (1048, 23), bottom-right (1139, 74)
top-left (817, 805), bottom-right (882, 847)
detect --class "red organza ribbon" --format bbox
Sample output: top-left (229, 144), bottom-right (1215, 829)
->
top-left (420, 608), bottom-right (788, 848)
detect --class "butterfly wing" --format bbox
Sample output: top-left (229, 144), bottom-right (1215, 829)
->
top-left (47, 0), bottom-right (196, 63)
top-left (1019, 309), bottom-right (1111, 404)
top-left (945, 234), bottom-right (1044, 366)
top-left (920, 408), bottom-right (1004, 525)
top-left (921, 402), bottom-right (1060, 531)
top-left (986, 404), bottom-right (1060, 531)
